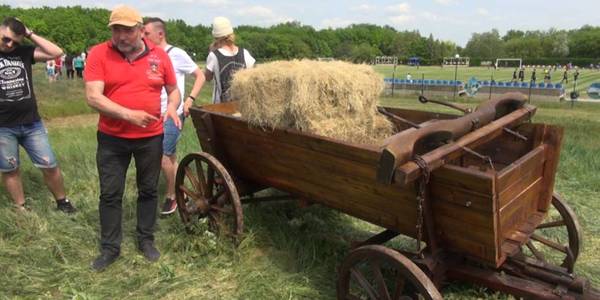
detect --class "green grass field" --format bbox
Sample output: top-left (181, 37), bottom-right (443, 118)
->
top-left (0, 64), bottom-right (598, 299)
top-left (374, 65), bottom-right (600, 97)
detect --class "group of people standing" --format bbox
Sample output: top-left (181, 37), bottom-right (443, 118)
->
top-left (512, 66), bottom-right (581, 85)
top-left (45, 53), bottom-right (85, 81)
top-left (0, 4), bottom-right (254, 272)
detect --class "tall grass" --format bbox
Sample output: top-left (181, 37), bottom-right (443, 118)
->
top-left (0, 64), bottom-right (598, 299)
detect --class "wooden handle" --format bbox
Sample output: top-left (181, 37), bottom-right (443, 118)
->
top-left (376, 92), bottom-right (529, 184)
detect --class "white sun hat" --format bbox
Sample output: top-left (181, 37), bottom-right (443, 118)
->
top-left (212, 16), bottom-right (234, 38)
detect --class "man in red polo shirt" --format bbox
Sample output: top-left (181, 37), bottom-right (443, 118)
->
top-left (84, 5), bottom-right (181, 271)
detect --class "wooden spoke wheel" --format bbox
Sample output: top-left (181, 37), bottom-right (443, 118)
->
top-left (521, 193), bottom-right (582, 273)
top-left (175, 152), bottom-right (243, 238)
top-left (337, 245), bottom-right (442, 300)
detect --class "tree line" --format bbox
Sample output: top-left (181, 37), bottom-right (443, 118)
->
top-left (462, 27), bottom-right (600, 66)
top-left (0, 5), bottom-right (455, 63)
top-left (2, 5), bottom-right (599, 65)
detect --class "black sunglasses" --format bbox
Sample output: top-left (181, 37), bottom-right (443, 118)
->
top-left (1, 36), bottom-right (20, 47)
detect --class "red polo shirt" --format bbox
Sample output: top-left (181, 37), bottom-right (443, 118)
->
top-left (84, 39), bottom-right (176, 138)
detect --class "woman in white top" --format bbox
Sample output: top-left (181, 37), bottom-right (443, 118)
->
top-left (204, 16), bottom-right (255, 103)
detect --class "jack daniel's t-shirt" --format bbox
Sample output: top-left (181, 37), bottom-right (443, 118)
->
top-left (0, 45), bottom-right (40, 127)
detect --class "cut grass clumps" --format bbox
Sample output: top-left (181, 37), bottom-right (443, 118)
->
top-left (231, 60), bottom-right (394, 145)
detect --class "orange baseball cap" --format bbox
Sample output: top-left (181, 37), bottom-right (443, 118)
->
top-left (108, 5), bottom-right (142, 27)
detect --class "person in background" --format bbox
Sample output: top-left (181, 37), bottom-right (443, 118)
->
top-left (573, 67), bottom-right (580, 82)
top-left (143, 17), bottom-right (205, 215)
top-left (54, 55), bottom-right (62, 79)
top-left (406, 72), bottom-right (412, 83)
top-left (518, 67), bottom-right (525, 82)
top-left (64, 53), bottom-right (74, 79)
top-left (203, 16), bottom-right (255, 103)
top-left (0, 17), bottom-right (76, 213)
top-left (84, 5), bottom-right (181, 272)
top-left (46, 59), bottom-right (56, 82)
top-left (561, 68), bottom-right (568, 84)
top-left (531, 68), bottom-right (537, 84)
top-left (543, 68), bottom-right (550, 83)
top-left (73, 54), bottom-right (85, 79)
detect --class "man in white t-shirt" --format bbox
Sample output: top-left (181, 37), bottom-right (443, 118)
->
top-left (144, 17), bottom-right (205, 215)
top-left (204, 16), bottom-right (255, 103)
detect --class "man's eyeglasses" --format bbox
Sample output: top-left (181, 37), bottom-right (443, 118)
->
top-left (1, 36), bottom-right (20, 47)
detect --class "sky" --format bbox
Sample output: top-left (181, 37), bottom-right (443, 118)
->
top-left (5, 0), bottom-right (599, 46)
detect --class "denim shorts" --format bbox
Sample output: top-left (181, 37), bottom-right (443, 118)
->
top-left (0, 121), bottom-right (58, 172)
top-left (162, 114), bottom-right (185, 156)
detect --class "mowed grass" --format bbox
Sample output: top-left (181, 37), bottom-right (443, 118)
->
top-left (0, 63), bottom-right (598, 299)
top-left (374, 65), bottom-right (600, 97)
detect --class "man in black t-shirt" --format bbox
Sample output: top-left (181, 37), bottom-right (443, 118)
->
top-left (64, 53), bottom-right (74, 79)
top-left (518, 67), bottom-right (525, 82)
top-left (0, 17), bottom-right (76, 213)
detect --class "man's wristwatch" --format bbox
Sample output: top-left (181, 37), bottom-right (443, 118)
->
top-left (25, 31), bottom-right (34, 38)
top-left (187, 95), bottom-right (196, 101)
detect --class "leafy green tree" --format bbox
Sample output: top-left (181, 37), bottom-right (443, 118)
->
top-left (464, 29), bottom-right (504, 60)
top-left (350, 43), bottom-right (381, 63)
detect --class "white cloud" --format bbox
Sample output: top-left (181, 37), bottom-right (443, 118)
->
top-left (386, 3), bottom-right (411, 14)
top-left (236, 5), bottom-right (275, 18)
top-left (389, 15), bottom-right (415, 24)
top-left (234, 5), bottom-right (293, 25)
top-left (434, 0), bottom-right (457, 5)
top-left (142, 11), bottom-right (167, 19)
top-left (351, 4), bottom-right (375, 12)
top-left (153, 0), bottom-right (228, 5)
top-left (198, 0), bottom-right (228, 5)
top-left (420, 11), bottom-right (439, 21)
top-left (476, 8), bottom-right (489, 16)
top-left (321, 17), bottom-right (352, 28)
top-left (386, 3), bottom-right (414, 25)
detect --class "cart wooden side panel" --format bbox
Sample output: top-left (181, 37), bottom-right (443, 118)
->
top-left (428, 123), bottom-right (563, 267)
top-left (497, 124), bottom-right (563, 263)
top-left (430, 166), bottom-right (498, 263)
top-left (190, 106), bottom-right (423, 237)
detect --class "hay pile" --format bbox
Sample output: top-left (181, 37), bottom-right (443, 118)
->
top-left (230, 60), bottom-right (394, 145)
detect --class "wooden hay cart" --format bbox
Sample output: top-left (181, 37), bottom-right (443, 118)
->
top-left (176, 92), bottom-right (598, 299)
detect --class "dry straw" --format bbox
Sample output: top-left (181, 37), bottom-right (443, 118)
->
top-left (230, 60), bottom-right (394, 145)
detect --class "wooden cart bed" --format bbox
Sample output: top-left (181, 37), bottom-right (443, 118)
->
top-left (190, 100), bottom-right (562, 268)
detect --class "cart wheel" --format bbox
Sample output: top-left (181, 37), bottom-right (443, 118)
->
top-left (337, 245), bottom-right (442, 300)
top-left (175, 152), bottom-right (243, 239)
top-left (521, 192), bottom-right (582, 273)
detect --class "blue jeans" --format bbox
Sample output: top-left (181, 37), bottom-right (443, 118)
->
top-left (162, 114), bottom-right (185, 156)
top-left (0, 121), bottom-right (57, 172)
